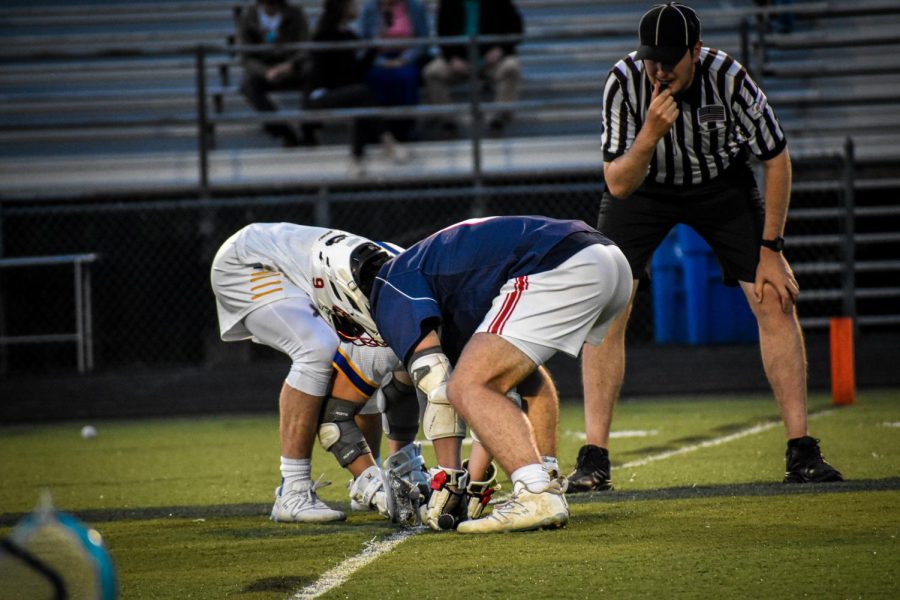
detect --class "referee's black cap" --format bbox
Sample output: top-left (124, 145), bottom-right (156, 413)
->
top-left (635, 3), bottom-right (701, 66)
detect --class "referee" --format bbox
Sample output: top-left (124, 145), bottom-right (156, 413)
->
top-left (568, 2), bottom-right (844, 491)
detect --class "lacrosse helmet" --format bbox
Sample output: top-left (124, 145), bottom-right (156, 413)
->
top-left (310, 230), bottom-right (402, 346)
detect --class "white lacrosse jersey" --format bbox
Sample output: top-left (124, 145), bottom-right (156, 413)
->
top-left (211, 223), bottom-right (331, 341)
top-left (334, 341), bottom-right (402, 399)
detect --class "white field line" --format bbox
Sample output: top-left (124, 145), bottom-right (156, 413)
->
top-left (288, 409), bottom-right (836, 599)
top-left (289, 529), bottom-right (419, 600)
top-left (422, 428), bottom-right (661, 447)
top-left (565, 429), bottom-right (660, 440)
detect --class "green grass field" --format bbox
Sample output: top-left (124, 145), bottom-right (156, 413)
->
top-left (1, 391), bottom-right (898, 599)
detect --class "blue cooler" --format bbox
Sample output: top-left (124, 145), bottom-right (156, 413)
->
top-left (651, 225), bottom-right (759, 345)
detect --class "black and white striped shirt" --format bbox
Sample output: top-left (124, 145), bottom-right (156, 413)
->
top-left (601, 47), bottom-right (787, 187)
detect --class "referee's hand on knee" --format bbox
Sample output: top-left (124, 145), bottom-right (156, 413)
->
top-left (754, 252), bottom-right (799, 312)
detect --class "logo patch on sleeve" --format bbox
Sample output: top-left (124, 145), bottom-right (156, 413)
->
top-left (747, 89), bottom-right (767, 118)
top-left (698, 104), bottom-right (726, 124)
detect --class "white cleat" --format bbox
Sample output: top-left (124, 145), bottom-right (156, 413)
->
top-left (456, 480), bottom-right (568, 534)
top-left (270, 477), bottom-right (346, 523)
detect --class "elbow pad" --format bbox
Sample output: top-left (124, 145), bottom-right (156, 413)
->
top-left (409, 348), bottom-right (465, 440)
top-left (409, 348), bottom-right (451, 403)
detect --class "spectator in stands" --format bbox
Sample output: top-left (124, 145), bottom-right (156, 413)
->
top-left (238, 0), bottom-right (313, 147)
top-left (307, 0), bottom-right (410, 175)
top-left (567, 3), bottom-right (843, 493)
top-left (424, 0), bottom-right (524, 136)
top-left (358, 0), bottom-right (431, 142)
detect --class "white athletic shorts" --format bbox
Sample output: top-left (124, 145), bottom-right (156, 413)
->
top-left (243, 299), bottom-right (339, 396)
top-left (475, 244), bottom-right (633, 364)
top-left (211, 232), bottom-right (309, 342)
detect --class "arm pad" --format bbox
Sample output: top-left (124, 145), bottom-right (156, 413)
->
top-left (409, 349), bottom-right (465, 440)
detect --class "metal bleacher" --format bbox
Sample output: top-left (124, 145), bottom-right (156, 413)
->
top-left (1, 0), bottom-right (900, 198)
top-left (1, 0), bottom-right (898, 371)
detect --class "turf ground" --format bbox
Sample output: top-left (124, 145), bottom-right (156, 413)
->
top-left (1, 390), bottom-right (898, 599)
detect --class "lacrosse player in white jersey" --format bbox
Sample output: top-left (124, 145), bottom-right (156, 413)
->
top-left (211, 223), bottom-right (427, 523)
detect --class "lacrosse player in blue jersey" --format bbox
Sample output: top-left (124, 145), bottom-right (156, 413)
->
top-left (317, 215), bottom-right (633, 533)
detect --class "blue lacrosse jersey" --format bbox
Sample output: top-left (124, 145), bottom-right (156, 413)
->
top-left (369, 216), bottom-right (613, 365)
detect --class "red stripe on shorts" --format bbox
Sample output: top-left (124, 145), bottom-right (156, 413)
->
top-left (489, 276), bottom-right (528, 334)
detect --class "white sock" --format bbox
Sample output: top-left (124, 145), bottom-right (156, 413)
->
top-left (541, 456), bottom-right (560, 476)
top-left (280, 457), bottom-right (311, 489)
top-left (510, 463), bottom-right (551, 493)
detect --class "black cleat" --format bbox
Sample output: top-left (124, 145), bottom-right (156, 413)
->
top-left (566, 444), bottom-right (613, 493)
top-left (784, 436), bottom-right (844, 483)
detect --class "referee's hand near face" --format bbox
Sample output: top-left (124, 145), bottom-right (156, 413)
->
top-left (647, 82), bottom-right (679, 140)
top-left (604, 49), bottom-right (699, 199)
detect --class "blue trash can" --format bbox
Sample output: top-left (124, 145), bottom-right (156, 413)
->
top-left (652, 225), bottom-right (758, 345)
top-left (650, 230), bottom-right (688, 344)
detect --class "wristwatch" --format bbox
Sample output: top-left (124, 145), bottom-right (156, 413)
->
top-left (760, 236), bottom-right (785, 252)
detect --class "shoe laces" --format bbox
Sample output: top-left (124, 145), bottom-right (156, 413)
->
top-left (282, 474), bottom-right (332, 513)
top-left (486, 484), bottom-right (534, 521)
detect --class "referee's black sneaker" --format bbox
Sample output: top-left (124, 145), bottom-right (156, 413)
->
top-left (566, 444), bottom-right (614, 493)
top-left (784, 436), bottom-right (844, 483)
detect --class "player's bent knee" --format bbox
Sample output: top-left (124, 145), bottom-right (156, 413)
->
top-left (445, 374), bottom-right (492, 407)
top-left (286, 360), bottom-right (334, 396)
top-left (318, 397), bottom-right (371, 467)
top-left (285, 340), bottom-right (339, 396)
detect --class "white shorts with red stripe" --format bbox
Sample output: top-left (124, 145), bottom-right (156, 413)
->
top-left (475, 244), bottom-right (632, 364)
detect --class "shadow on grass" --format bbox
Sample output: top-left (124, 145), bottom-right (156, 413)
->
top-left (617, 419), bottom-right (782, 460)
top-left (4, 480), bottom-right (896, 528)
top-left (242, 575), bottom-right (312, 593)
top-left (0, 503), bottom-right (411, 530)
top-left (566, 477), bottom-right (900, 505)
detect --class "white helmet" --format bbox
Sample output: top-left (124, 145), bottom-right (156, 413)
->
top-left (310, 230), bottom-right (402, 347)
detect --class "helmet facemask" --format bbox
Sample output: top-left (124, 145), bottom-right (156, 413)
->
top-left (311, 232), bottom-right (398, 347)
top-left (329, 306), bottom-right (382, 347)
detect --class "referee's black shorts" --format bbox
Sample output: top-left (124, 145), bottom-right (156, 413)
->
top-left (597, 161), bottom-right (764, 287)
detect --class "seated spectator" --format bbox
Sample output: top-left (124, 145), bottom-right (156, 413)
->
top-left (358, 0), bottom-right (431, 141)
top-left (238, 0), bottom-right (314, 147)
top-left (307, 0), bottom-right (410, 176)
top-left (424, 0), bottom-right (523, 136)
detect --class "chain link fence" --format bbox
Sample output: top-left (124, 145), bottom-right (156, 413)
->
top-left (3, 149), bottom-right (895, 378)
top-left (1, 172), bottom-right (643, 375)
